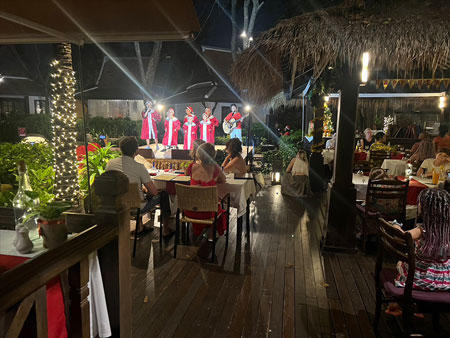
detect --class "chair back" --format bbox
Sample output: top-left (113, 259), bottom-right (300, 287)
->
top-left (370, 150), bottom-right (390, 168)
top-left (365, 179), bottom-right (409, 222)
top-left (175, 184), bottom-right (218, 212)
top-left (376, 218), bottom-right (415, 298)
top-left (119, 183), bottom-right (142, 209)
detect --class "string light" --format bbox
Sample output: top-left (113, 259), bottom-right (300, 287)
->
top-left (50, 43), bottom-right (80, 206)
top-left (361, 52), bottom-right (370, 83)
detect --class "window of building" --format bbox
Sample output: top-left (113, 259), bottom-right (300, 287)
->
top-left (34, 100), bottom-right (47, 114)
top-left (0, 98), bottom-right (26, 116)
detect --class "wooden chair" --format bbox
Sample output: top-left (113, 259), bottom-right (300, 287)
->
top-left (356, 179), bottom-right (409, 250)
top-left (369, 150), bottom-right (390, 168)
top-left (120, 183), bottom-right (161, 258)
top-left (375, 218), bottom-right (450, 337)
top-left (174, 184), bottom-right (230, 262)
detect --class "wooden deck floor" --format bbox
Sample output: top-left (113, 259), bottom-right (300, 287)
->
top-left (130, 185), bottom-right (450, 338)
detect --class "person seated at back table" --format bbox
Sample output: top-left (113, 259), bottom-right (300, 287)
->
top-left (185, 143), bottom-right (227, 240)
top-left (360, 128), bottom-right (375, 150)
top-left (433, 124), bottom-right (450, 153)
top-left (417, 152), bottom-right (450, 178)
top-left (409, 132), bottom-right (435, 164)
top-left (105, 136), bottom-right (173, 237)
top-left (370, 131), bottom-right (391, 152)
top-left (221, 138), bottom-right (247, 174)
top-left (282, 149), bottom-right (312, 198)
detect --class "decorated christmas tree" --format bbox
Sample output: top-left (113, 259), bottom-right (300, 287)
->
top-left (322, 102), bottom-right (334, 137)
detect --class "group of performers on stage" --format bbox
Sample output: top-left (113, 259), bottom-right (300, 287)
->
top-left (140, 100), bottom-right (244, 151)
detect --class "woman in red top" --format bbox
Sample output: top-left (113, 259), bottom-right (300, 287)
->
top-left (184, 143), bottom-right (227, 239)
top-left (433, 125), bottom-right (450, 153)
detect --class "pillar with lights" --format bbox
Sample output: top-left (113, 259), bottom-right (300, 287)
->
top-left (50, 43), bottom-right (80, 205)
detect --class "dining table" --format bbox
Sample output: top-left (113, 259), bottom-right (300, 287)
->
top-left (0, 230), bottom-right (111, 338)
top-left (352, 174), bottom-right (438, 221)
top-left (381, 159), bottom-right (408, 176)
top-left (149, 169), bottom-right (257, 219)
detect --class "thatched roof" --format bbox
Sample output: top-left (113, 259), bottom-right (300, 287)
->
top-left (231, 0), bottom-right (450, 104)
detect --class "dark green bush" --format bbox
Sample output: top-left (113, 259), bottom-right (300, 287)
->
top-left (0, 142), bottom-right (53, 185)
top-left (0, 114), bottom-right (52, 143)
top-left (76, 117), bottom-right (141, 143)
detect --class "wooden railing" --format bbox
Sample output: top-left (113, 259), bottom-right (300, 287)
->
top-left (0, 170), bottom-right (132, 338)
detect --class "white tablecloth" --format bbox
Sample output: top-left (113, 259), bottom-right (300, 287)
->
top-left (0, 230), bottom-right (111, 338)
top-left (149, 170), bottom-right (256, 218)
top-left (218, 176), bottom-right (257, 217)
top-left (381, 159), bottom-right (407, 176)
top-left (352, 174), bottom-right (418, 221)
top-left (322, 149), bottom-right (335, 164)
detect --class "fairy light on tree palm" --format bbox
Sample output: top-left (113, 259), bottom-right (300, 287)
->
top-left (50, 43), bottom-right (80, 205)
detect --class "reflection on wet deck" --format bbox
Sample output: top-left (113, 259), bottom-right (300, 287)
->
top-left (131, 185), bottom-right (450, 338)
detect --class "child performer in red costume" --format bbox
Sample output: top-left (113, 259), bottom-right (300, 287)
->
top-left (162, 108), bottom-right (180, 151)
top-left (183, 106), bottom-right (199, 127)
top-left (183, 115), bottom-right (198, 150)
top-left (205, 108), bottom-right (219, 144)
top-left (199, 113), bottom-right (214, 143)
top-left (140, 100), bottom-right (161, 150)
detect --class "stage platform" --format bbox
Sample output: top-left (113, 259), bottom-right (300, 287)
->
top-left (139, 144), bottom-right (253, 160)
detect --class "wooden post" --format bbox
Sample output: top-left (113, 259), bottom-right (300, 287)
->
top-left (94, 170), bottom-right (131, 337)
top-left (323, 68), bottom-right (359, 252)
top-left (68, 258), bottom-right (90, 338)
top-left (309, 94), bottom-right (328, 192)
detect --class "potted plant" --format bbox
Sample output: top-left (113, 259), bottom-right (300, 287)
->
top-left (30, 202), bottom-right (72, 249)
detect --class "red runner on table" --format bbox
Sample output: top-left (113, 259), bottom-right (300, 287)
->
top-left (0, 255), bottom-right (68, 338)
top-left (397, 176), bottom-right (429, 205)
top-left (390, 153), bottom-right (404, 160)
top-left (354, 152), bottom-right (367, 161)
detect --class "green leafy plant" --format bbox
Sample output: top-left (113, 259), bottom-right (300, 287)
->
top-left (0, 191), bottom-right (15, 207)
top-left (26, 201), bottom-right (72, 221)
top-left (28, 167), bottom-right (55, 205)
top-left (0, 142), bottom-right (54, 185)
top-left (78, 143), bottom-right (121, 194)
top-left (260, 129), bottom-right (304, 174)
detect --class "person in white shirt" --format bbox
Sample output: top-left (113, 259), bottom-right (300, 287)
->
top-left (417, 152), bottom-right (450, 178)
top-left (106, 137), bottom-right (173, 237)
top-left (282, 149), bottom-right (312, 197)
top-left (326, 133), bottom-right (336, 149)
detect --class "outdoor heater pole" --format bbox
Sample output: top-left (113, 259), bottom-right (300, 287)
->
top-left (78, 44), bottom-right (92, 213)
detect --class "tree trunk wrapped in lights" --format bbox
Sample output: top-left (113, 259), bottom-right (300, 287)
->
top-left (50, 43), bottom-right (80, 205)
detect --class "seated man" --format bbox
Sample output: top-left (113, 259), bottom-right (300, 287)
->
top-left (417, 152), bottom-right (450, 178)
top-left (106, 137), bottom-right (173, 237)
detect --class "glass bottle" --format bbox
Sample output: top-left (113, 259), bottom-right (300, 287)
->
top-left (12, 161), bottom-right (40, 241)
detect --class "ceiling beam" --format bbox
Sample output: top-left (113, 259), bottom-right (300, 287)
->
top-left (0, 10), bottom-right (80, 44)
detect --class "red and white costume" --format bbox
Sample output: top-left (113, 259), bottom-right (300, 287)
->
top-left (183, 114), bottom-right (199, 128)
top-left (140, 109), bottom-right (161, 140)
top-left (162, 117), bottom-right (180, 146)
top-left (199, 113), bottom-right (215, 143)
top-left (183, 120), bottom-right (198, 150)
top-left (207, 115), bottom-right (219, 144)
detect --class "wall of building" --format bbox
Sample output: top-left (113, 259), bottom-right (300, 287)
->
top-left (87, 99), bottom-right (144, 120)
